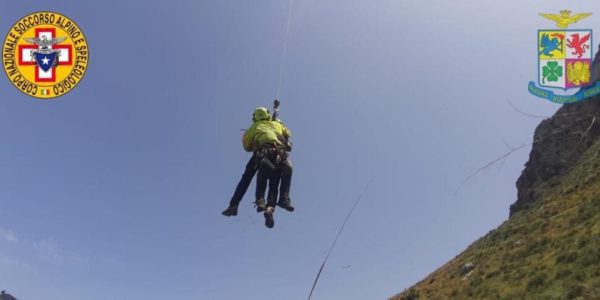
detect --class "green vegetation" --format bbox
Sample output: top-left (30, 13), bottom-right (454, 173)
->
top-left (390, 140), bottom-right (600, 300)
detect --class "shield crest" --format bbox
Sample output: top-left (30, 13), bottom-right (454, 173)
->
top-left (34, 52), bottom-right (58, 72)
top-left (538, 29), bottom-right (593, 90)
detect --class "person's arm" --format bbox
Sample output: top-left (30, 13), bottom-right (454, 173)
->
top-left (275, 121), bottom-right (293, 151)
top-left (283, 126), bottom-right (291, 139)
top-left (242, 126), bottom-right (254, 152)
top-left (275, 119), bottom-right (292, 139)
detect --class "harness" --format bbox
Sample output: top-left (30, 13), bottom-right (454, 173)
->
top-left (255, 143), bottom-right (287, 170)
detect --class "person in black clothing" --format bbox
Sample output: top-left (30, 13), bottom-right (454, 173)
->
top-left (222, 108), bottom-right (294, 218)
top-left (222, 154), bottom-right (259, 216)
top-left (222, 148), bottom-right (293, 218)
top-left (255, 152), bottom-right (293, 212)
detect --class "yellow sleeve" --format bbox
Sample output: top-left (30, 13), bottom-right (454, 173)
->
top-left (277, 120), bottom-right (291, 138)
top-left (242, 125), bottom-right (255, 152)
top-left (283, 126), bottom-right (291, 138)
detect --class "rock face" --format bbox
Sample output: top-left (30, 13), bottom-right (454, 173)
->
top-left (0, 291), bottom-right (17, 300)
top-left (510, 46), bottom-right (600, 216)
top-left (390, 45), bottom-right (600, 300)
top-left (458, 262), bottom-right (475, 276)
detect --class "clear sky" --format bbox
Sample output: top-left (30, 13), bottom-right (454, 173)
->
top-left (0, 1), bottom-right (597, 299)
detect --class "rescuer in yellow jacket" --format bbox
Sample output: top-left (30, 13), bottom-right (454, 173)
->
top-left (242, 107), bottom-right (291, 152)
top-left (222, 107), bottom-right (294, 221)
top-left (243, 107), bottom-right (294, 228)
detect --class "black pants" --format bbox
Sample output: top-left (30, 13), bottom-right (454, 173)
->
top-left (279, 158), bottom-right (293, 202)
top-left (256, 157), bottom-right (293, 207)
top-left (228, 154), bottom-right (258, 207)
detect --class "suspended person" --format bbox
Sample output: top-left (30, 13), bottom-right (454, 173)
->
top-left (222, 107), bottom-right (294, 227)
top-left (246, 107), bottom-right (294, 228)
top-left (221, 107), bottom-right (293, 217)
top-left (255, 116), bottom-right (294, 213)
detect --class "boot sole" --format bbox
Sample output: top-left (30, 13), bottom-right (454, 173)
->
top-left (222, 208), bottom-right (238, 216)
top-left (264, 209), bottom-right (275, 228)
top-left (277, 203), bottom-right (295, 212)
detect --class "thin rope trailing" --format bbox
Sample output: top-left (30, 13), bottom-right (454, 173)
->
top-left (275, 0), bottom-right (294, 100)
top-left (506, 100), bottom-right (548, 119)
top-left (307, 178), bottom-right (373, 300)
top-left (454, 113), bottom-right (599, 195)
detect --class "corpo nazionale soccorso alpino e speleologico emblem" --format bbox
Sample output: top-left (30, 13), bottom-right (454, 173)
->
top-left (3, 12), bottom-right (89, 99)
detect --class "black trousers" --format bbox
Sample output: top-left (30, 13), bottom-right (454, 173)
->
top-left (256, 157), bottom-right (293, 207)
top-left (228, 154), bottom-right (258, 207)
top-left (279, 158), bottom-right (293, 201)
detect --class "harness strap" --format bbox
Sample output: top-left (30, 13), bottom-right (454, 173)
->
top-left (255, 143), bottom-right (286, 168)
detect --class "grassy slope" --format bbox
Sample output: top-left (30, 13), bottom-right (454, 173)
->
top-left (390, 140), bottom-right (600, 300)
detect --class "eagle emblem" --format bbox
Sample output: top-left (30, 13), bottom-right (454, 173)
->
top-left (539, 10), bottom-right (592, 29)
top-left (23, 36), bottom-right (67, 72)
top-left (529, 9), bottom-right (599, 104)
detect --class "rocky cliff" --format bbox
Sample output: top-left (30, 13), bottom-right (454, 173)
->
top-left (390, 47), bottom-right (600, 300)
top-left (512, 48), bottom-right (600, 215)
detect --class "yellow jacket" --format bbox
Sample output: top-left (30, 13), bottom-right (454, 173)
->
top-left (243, 120), bottom-right (291, 152)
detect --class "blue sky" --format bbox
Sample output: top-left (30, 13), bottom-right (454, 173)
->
top-left (0, 1), bottom-right (597, 299)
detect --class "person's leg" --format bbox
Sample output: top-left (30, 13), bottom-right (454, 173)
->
top-left (229, 155), bottom-right (257, 205)
top-left (260, 151), bottom-right (283, 228)
top-left (223, 154), bottom-right (258, 216)
top-left (277, 158), bottom-right (294, 212)
top-left (261, 166), bottom-right (278, 228)
top-left (254, 163), bottom-right (269, 212)
top-left (263, 204), bottom-right (275, 229)
top-left (267, 170), bottom-right (281, 208)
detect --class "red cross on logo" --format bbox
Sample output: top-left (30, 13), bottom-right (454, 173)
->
top-left (18, 28), bottom-right (73, 82)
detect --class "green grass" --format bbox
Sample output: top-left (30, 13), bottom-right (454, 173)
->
top-left (390, 140), bottom-right (600, 300)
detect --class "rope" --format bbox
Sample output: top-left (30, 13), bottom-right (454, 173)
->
top-left (275, 0), bottom-right (294, 100)
top-left (307, 178), bottom-right (373, 300)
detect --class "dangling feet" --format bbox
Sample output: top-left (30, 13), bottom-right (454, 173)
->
top-left (222, 205), bottom-right (238, 217)
top-left (264, 207), bottom-right (275, 228)
top-left (277, 197), bottom-right (295, 212)
top-left (254, 198), bottom-right (266, 212)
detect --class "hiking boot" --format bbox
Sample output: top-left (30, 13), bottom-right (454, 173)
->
top-left (222, 205), bottom-right (238, 217)
top-left (254, 198), bottom-right (266, 213)
top-left (264, 207), bottom-right (275, 228)
top-left (277, 199), bottom-right (294, 212)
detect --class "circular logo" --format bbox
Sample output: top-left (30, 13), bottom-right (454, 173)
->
top-left (2, 12), bottom-right (89, 99)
